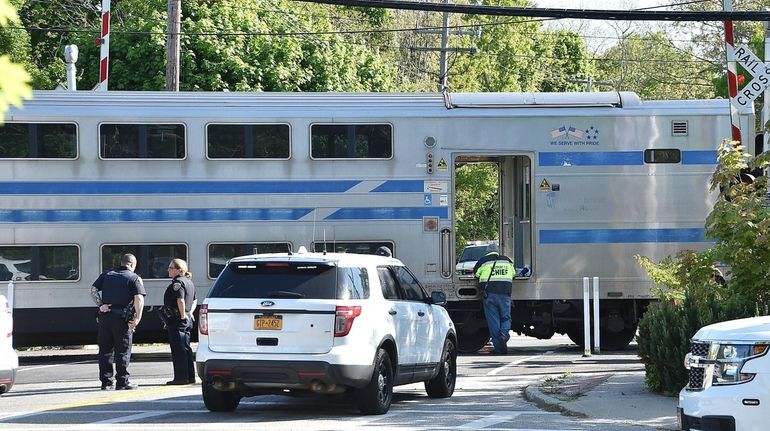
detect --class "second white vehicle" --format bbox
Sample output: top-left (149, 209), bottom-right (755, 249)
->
top-left (196, 248), bottom-right (457, 414)
top-left (0, 294), bottom-right (18, 395)
top-left (678, 315), bottom-right (770, 431)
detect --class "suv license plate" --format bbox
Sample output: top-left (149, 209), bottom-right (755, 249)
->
top-left (254, 315), bottom-right (282, 330)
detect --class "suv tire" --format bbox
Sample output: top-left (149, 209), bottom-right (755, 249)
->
top-left (425, 338), bottom-right (457, 398)
top-left (355, 348), bottom-right (393, 415)
top-left (202, 382), bottom-right (241, 412)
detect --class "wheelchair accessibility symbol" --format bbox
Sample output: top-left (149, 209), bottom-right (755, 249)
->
top-left (424, 194), bottom-right (432, 206)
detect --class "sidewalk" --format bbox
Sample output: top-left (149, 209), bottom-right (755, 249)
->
top-left (521, 345), bottom-right (679, 430)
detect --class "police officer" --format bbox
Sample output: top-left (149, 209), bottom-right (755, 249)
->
top-left (163, 258), bottom-right (197, 385)
top-left (473, 245), bottom-right (515, 355)
top-left (91, 253), bottom-right (145, 390)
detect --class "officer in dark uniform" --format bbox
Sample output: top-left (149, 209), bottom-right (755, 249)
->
top-left (163, 258), bottom-right (197, 385)
top-left (91, 253), bottom-right (146, 390)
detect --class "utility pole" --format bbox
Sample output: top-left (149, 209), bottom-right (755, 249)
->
top-left (763, 12), bottom-right (769, 155)
top-left (166, 0), bottom-right (181, 91)
top-left (412, 0), bottom-right (479, 92)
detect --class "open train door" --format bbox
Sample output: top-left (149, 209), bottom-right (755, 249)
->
top-left (452, 154), bottom-right (533, 353)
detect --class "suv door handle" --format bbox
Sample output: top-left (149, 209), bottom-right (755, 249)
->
top-left (418, 311), bottom-right (425, 317)
top-left (388, 309), bottom-right (397, 315)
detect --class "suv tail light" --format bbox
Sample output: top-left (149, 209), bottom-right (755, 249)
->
top-left (199, 304), bottom-right (209, 335)
top-left (334, 305), bottom-right (361, 337)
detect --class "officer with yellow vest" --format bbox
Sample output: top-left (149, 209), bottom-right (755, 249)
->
top-left (473, 246), bottom-right (515, 355)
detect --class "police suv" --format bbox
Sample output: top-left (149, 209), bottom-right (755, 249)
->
top-left (195, 247), bottom-right (457, 414)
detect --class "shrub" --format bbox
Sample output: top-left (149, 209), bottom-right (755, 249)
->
top-left (637, 287), bottom-right (753, 395)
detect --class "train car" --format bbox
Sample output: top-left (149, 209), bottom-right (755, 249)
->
top-left (0, 90), bottom-right (751, 348)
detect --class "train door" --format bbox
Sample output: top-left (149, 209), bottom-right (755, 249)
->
top-left (499, 156), bottom-right (532, 272)
top-left (453, 155), bottom-right (532, 276)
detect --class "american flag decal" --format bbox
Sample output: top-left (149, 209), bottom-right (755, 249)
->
top-left (551, 126), bottom-right (567, 138)
top-left (567, 126), bottom-right (584, 138)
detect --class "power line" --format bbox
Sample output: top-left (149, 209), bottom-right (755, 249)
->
top-left (294, 0), bottom-right (770, 21)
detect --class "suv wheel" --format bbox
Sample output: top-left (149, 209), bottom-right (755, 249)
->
top-left (425, 338), bottom-right (457, 398)
top-left (355, 348), bottom-right (393, 415)
top-left (202, 382), bottom-right (241, 412)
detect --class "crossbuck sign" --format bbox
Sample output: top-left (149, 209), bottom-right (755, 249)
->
top-left (731, 44), bottom-right (770, 112)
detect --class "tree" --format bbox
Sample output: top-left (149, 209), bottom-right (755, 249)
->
top-left (454, 163), bottom-right (498, 252)
top-left (0, 0), bottom-right (31, 120)
top-left (15, 0), bottom-right (597, 94)
top-left (17, 0), bottom-right (398, 91)
top-left (595, 31), bottom-right (717, 100)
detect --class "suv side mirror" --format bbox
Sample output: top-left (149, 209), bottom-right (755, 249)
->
top-left (430, 291), bottom-right (447, 306)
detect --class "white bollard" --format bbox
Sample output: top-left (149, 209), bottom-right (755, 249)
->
top-left (582, 277), bottom-right (591, 357)
top-left (593, 276), bottom-right (600, 354)
top-left (7, 279), bottom-right (14, 312)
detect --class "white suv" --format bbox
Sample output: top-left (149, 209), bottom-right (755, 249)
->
top-left (0, 294), bottom-right (18, 395)
top-left (196, 248), bottom-right (457, 415)
top-left (678, 316), bottom-right (770, 431)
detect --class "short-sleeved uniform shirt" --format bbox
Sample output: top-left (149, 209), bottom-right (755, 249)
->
top-left (163, 275), bottom-right (196, 312)
top-left (93, 266), bottom-right (146, 313)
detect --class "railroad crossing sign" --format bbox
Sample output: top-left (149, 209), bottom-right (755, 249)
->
top-left (730, 44), bottom-right (770, 111)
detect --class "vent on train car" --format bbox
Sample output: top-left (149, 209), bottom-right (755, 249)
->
top-left (672, 120), bottom-right (688, 137)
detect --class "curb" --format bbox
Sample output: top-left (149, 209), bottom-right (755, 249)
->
top-left (522, 384), bottom-right (587, 418)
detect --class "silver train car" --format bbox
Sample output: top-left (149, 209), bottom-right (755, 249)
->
top-left (1, 91), bottom-right (750, 348)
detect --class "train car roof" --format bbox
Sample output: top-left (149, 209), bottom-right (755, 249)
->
top-left (5, 90), bottom-right (733, 120)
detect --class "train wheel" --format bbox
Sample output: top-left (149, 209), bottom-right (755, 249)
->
top-left (457, 327), bottom-right (490, 353)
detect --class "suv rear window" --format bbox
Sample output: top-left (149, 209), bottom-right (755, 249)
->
top-left (209, 262), bottom-right (369, 299)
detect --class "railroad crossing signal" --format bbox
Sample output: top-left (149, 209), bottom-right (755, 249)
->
top-left (730, 44), bottom-right (770, 112)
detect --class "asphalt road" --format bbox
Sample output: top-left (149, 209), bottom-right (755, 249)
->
top-left (0, 335), bottom-right (659, 431)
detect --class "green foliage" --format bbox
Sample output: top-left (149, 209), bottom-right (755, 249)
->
top-left (595, 32), bottom-right (716, 100)
top-left (454, 163), bottom-right (498, 252)
top-left (0, 0), bottom-right (31, 119)
top-left (636, 141), bottom-right (770, 394)
top-left (706, 141), bottom-right (770, 311)
top-left (638, 290), bottom-right (753, 395)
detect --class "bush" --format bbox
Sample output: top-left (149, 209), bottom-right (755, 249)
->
top-left (637, 288), bottom-right (753, 395)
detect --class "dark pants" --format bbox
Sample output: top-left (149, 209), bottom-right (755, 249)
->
top-left (483, 292), bottom-right (512, 353)
top-left (97, 313), bottom-right (133, 386)
top-left (167, 317), bottom-right (194, 382)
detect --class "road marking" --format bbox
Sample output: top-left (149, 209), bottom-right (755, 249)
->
top-left (487, 351), bottom-right (555, 376)
top-left (86, 410), bottom-right (172, 425)
top-left (0, 385), bottom-right (181, 422)
top-left (458, 411), bottom-right (522, 429)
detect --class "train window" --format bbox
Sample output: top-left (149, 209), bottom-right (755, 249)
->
top-left (206, 124), bottom-right (290, 159)
top-left (99, 124), bottom-right (185, 159)
top-left (644, 149), bottom-right (681, 164)
top-left (310, 124), bottom-right (392, 159)
top-left (207, 242), bottom-right (291, 278)
top-left (312, 241), bottom-right (395, 256)
top-left (0, 245), bottom-right (79, 281)
top-left (101, 244), bottom-right (187, 279)
top-left (0, 122), bottom-right (77, 158)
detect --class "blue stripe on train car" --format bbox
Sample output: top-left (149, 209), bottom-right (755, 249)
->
top-left (539, 228), bottom-right (708, 244)
top-left (538, 150), bottom-right (718, 167)
top-left (680, 150), bottom-right (718, 165)
top-left (0, 180), bottom-right (361, 194)
top-left (0, 208), bottom-right (314, 223)
top-left (325, 207), bottom-right (448, 220)
top-left (371, 180), bottom-right (424, 192)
